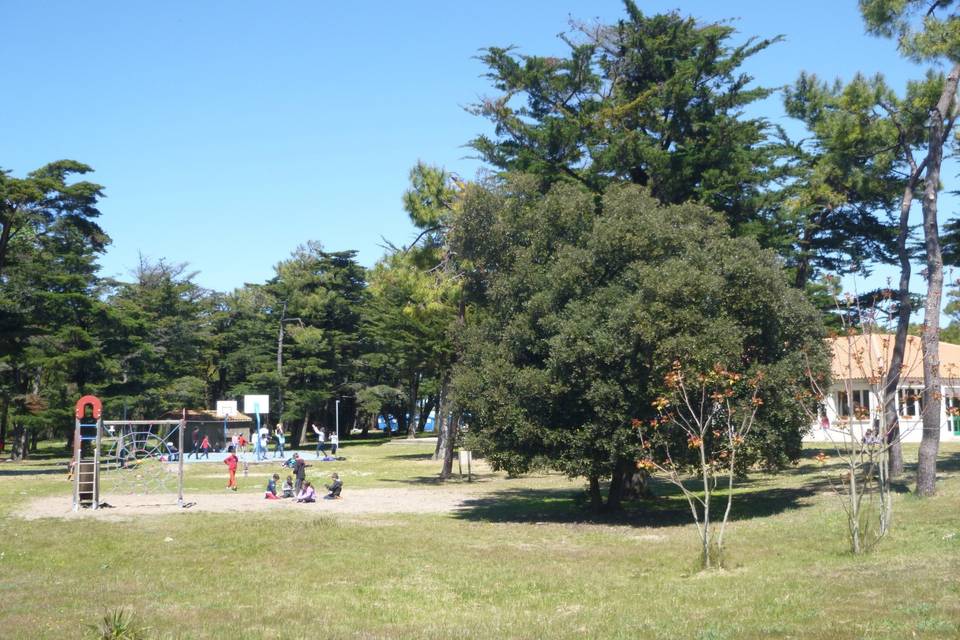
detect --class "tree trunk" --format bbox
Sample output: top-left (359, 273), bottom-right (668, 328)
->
top-left (917, 63), bottom-right (959, 497)
top-left (622, 469), bottom-right (651, 499)
top-left (432, 416), bottom-right (444, 460)
top-left (418, 394), bottom-right (436, 433)
top-left (0, 396), bottom-right (8, 453)
top-left (296, 413), bottom-right (309, 448)
top-left (606, 459), bottom-right (628, 512)
top-left (440, 413), bottom-right (458, 479)
top-left (794, 224), bottom-right (813, 290)
top-left (588, 475), bottom-right (603, 512)
top-left (361, 414), bottom-right (371, 437)
top-left (10, 423), bottom-right (27, 461)
top-left (406, 375), bottom-right (420, 438)
top-left (884, 178), bottom-right (918, 479)
top-left (432, 380), bottom-right (449, 461)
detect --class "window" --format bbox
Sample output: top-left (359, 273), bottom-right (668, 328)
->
top-left (898, 388), bottom-right (923, 418)
top-left (946, 394), bottom-right (960, 434)
top-left (837, 390), bottom-right (870, 419)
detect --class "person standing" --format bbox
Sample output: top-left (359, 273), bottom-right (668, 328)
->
top-left (224, 446), bottom-right (238, 491)
top-left (292, 453), bottom-right (309, 494)
top-left (190, 427), bottom-right (200, 459)
top-left (274, 424), bottom-right (285, 458)
top-left (330, 431), bottom-right (339, 456)
top-left (312, 424), bottom-right (326, 459)
top-left (199, 434), bottom-right (211, 459)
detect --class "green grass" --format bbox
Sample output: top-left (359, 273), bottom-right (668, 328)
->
top-left (1, 439), bottom-right (959, 639)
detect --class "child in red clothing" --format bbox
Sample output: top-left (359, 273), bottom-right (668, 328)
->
top-left (224, 446), bottom-right (239, 491)
top-left (264, 473), bottom-right (280, 500)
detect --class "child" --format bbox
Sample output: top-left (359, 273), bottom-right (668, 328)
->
top-left (324, 472), bottom-right (342, 500)
top-left (199, 435), bottom-right (211, 459)
top-left (265, 473), bottom-right (280, 500)
top-left (295, 481), bottom-right (317, 503)
top-left (237, 433), bottom-right (247, 454)
top-left (224, 445), bottom-right (238, 491)
top-left (282, 475), bottom-right (295, 498)
top-left (330, 431), bottom-right (339, 456)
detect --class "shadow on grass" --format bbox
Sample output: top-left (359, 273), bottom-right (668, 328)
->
top-left (452, 482), bottom-right (819, 528)
top-left (0, 467), bottom-right (66, 477)
top-left (937, 450), bottom-right (960, 473)
top-left (380, 472), bottom-right (498, 485)
top-left (384, 452), bottom-right (435, 461)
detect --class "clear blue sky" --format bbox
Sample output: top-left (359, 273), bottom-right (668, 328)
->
top-left (0, 1), bottom-right (944, 294)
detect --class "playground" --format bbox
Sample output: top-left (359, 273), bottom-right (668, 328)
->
top-left (2, 427), bottom-right (960, 639)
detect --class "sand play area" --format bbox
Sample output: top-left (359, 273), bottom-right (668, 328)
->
top-left (15, 486), bottom-right (488, 521)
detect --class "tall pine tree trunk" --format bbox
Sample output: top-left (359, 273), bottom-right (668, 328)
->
top-left (296, 413), bottom-right (309, 447)
top-left (440, 413), bottom-right (458, 479)
top-left (917, 62), bottom-right (959, 497)
top-left (406, 374), bottom-right (420, 439)
top-left (884, 176), bottom-right (920, 478)
top-left (0, 396), bottom-right (8, 453)
top-left (10, 423), bottom-right (27, 461)
top-left (433, 384), bottom-right (446, 461)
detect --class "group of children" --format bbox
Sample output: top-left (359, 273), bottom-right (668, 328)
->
top-left (222, 446), bottom-right (342, 502)
top-left (263, 472), bottom-right (342, 502)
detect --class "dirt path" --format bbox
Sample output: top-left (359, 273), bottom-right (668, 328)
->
top-left (14, 486), bottom-right (489, 521)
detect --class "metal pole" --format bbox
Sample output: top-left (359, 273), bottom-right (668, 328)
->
top-left (92, 416), bottom-right (102, 509)
top-left (178, 411), bottom-right (185, 508)
top-left (72, 416), bottom-right (81, 511)
top-left (335, 399), bottom-right (340, 441)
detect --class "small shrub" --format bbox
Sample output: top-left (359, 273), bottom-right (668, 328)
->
top-left (88, 607), bottom-right (148, 640)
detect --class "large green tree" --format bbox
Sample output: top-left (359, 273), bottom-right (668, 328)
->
top-left (0, 161), bottom-right (109, 458)
top-left (470, 1), bottom-right (781, 232)
top-left (452, 178), bottom-right (826, 510)
top-left (99, 258), bottom-right (214, 419)
top-left (268, 245), bottom-right (366, 442)
top-left (861, 0), bottom-right (960, 496)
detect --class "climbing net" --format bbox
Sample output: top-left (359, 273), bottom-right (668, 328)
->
top-left (102, 421), bottom-right (182, 496)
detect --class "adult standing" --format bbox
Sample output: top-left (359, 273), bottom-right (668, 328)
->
top-left (292, 453), bottom-right (309, 494)
top-left (190, 426), bottom-right (200, 459)
top-left (274, 423), bottom-right (286, 458)
top-left (312, 424), bottom-right (326, 459)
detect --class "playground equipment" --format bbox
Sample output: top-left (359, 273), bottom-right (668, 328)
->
top-left (73, 395), bottom-right (103, 509)
top-left (72, 395), bottom-right (186, 511)
top-left (103, 419), bottom-right (185, 497)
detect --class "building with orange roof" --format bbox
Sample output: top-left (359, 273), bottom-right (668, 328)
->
top-left (806, 333), bottom-right (960, 443)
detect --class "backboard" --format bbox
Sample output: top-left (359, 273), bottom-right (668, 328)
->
top-left (215, 400), bottom-right (238, 418)
top-left (243, 395), bottom-right (270, 414)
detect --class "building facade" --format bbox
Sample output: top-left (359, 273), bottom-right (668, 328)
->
top-left (806, 334), bottom-right (960, 443)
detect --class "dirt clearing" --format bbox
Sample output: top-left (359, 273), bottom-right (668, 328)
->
top-left (15, 486), bottom-right (489, 521)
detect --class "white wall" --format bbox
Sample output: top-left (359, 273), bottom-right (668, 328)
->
top-left (805, 383), bottom-right (960, 443)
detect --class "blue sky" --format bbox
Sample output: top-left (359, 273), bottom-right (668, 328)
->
top-left (0, 1), bottom-right (946, 295)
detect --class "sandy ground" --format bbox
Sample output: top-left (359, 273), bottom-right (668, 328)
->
top-left (13, 487), bottom-right (487, 521)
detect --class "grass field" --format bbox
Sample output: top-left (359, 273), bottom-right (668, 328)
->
top-left (1, 437), bottom-right (959, 639)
